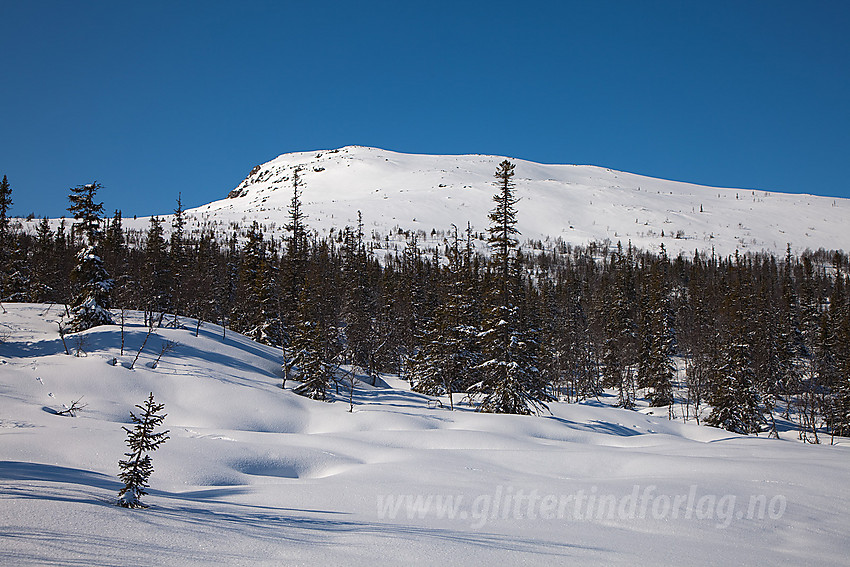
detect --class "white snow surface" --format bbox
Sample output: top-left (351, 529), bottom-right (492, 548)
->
top-left (1, 303), bottom-right (849, 565)
top-left (179, 145), bottom-right (849, 257)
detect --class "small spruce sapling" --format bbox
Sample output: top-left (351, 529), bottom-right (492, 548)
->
top-left (117, 393), bottom-right (169, 508)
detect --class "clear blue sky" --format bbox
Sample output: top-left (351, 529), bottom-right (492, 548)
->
top-left (1, 0), bottom-right (849, 218)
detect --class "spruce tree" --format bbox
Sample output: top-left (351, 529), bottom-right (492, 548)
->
top-left (0, 175), bottom-right (11, 242)
top-left (235, 222), bottom-right (283, 345)
top-left (678, 250), bottom-right (715, 421)
top-left (288, 194), bottom-right (343, 398)
top-left (539, 273), bottom-right (596, 402)
top-left (778, 245), bottom-right (805, 416)
top-left (32, 217), bottom-right (54, 302)
top-left (0, 175), bottom-right (12, 299)
top-left (746, 256), bottom-right (791, 436)
top-left (234, 222), bottom-right (263, 334)
top-left (142, 216), bottom-right (171, 326)
top-left (796, 255), bottom-right (824, 442)
top-left (411, 226), bottom-right (480, 408)
top-left (285, 168), bottom-right (308, 283)
top-left (637, 252), bottom-right (676, 408)
top-left (104, 210), bottom-right (125, 267)
top-left (471, 161), bottom-right (548, 415)
top-left (706, 338), bottom-right (762, 434)
top-left (185, 230), bottom-right (219, 330)
top-left (102, 210), bottom-right (128, 307)
top-left (341, 214), bottom-right (379, 382)
top-left (67, 246), bottom-right (114, 331)
top-left (395, 233), bottom-right (426, 368)
top-left (68, 182), bottom-right (105, 244)
top-left (117, 393), bottom-right (169, 508)
top-left (706, 259), bottom-right (764, 434)
top-left (5, 239), bottom-right (33, 302)
top-left (602, 244), bottom-right (639, 408)
top-left (170, 195), bottom-right (187, 323)
top-left (828, 271), bottom-right (850, 437)
top-left (291, 317), bottom-right (333, 400)
top-left (51, 219), bottom-right (74, 304)
top-left (67, 182), bottom-right (113, 331)
top-left (823, 264), bottom-right (850, 438)
top-left (282, 169), bottom-right (308, 356)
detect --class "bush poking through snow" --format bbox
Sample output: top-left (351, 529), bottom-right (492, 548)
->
top-left (117, 393), bottom-right (169, 509)
top-left (150, 340), bottom-right (177, 369)
top-left (56, 397), bottom-right (87, 417)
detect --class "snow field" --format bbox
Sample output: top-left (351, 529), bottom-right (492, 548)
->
top-left (1, 303), bottom-right (849, 565)
top-left (189, 146), bottom-right (850, 258)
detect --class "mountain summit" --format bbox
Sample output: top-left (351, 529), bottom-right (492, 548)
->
top-left (188, 146), bottom-right (849, 256)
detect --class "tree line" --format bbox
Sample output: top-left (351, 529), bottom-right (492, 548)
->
top-left (1, 167), bottom-right (849, 441)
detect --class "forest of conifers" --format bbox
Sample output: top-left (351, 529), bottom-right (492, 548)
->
top-left (1, 167), bottom-right (848, 443)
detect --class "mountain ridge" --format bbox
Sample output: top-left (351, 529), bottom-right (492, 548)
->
top-left (182, 146), bottom-right (849, 257)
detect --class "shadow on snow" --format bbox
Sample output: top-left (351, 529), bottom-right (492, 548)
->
top-left (0, 460), bottom-right (608, 561)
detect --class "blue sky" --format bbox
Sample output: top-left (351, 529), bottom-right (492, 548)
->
top-left (1, 0), bottom-right (849, 218)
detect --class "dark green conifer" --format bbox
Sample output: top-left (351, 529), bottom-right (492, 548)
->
top-left (117, 393), bottom-right (169, 509)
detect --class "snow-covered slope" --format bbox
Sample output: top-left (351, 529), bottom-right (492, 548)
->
top-left (186, 146), bottom-right (849, 257)
top-left (2, 303), bottom-right (849, 565)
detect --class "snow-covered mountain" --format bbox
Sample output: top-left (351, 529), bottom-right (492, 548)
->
top-left (2, 303), bottom-right (849, 565)
top-left (186, 146), bottom-right (849, 257)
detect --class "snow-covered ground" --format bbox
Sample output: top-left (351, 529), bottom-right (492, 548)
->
top-left (179, 146), bottom-right (849, 257)
top-left (2, 303), bottom-right (849, 565)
